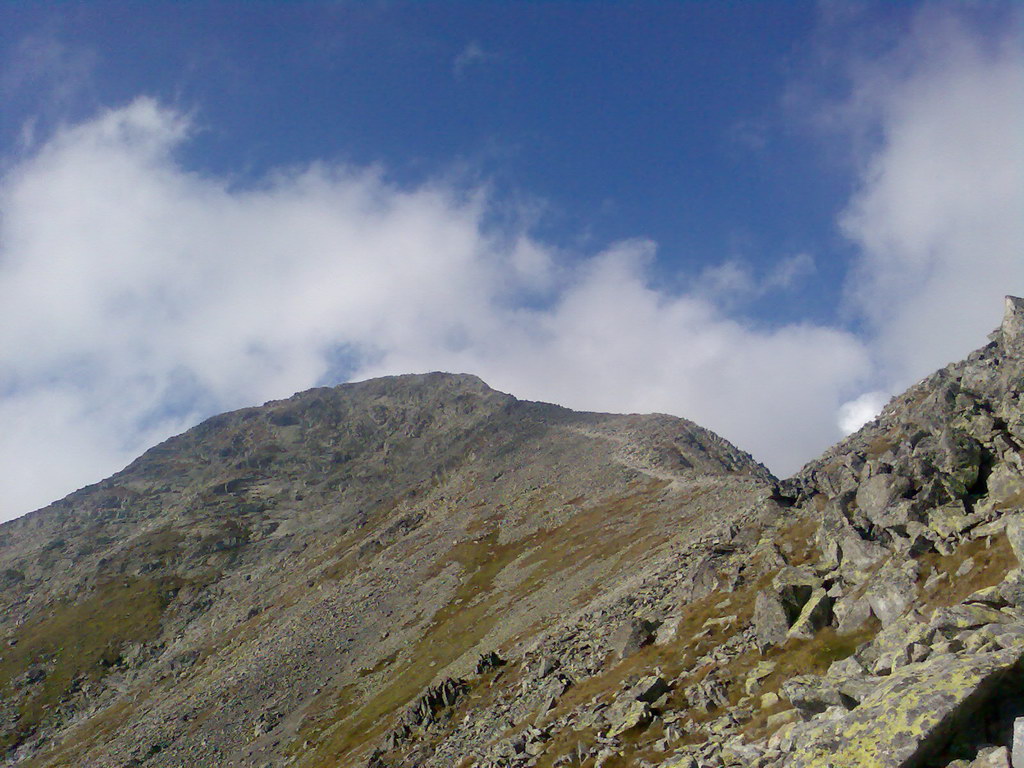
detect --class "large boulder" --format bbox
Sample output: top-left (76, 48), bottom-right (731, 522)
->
top-left (838, 534), bottom-right (890, 580)
top-left (785, 647), bottom-right (1024, 768)
top-left (864, 561), bottom-right (919, 627)
top-left (988, 466), bottom-right (1024, 510)
top-left (856, 472), bottom-right (913, 526)
top-left (754, 590), bottom-right (793, 651)
top-left (609, 618), bottom-right (657, 659)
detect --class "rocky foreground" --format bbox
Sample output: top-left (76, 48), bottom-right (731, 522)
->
top-left (1, 298), bottom-right (1024, 768)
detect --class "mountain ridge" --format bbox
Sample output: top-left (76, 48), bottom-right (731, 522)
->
top-left (0, 298), bottom-right (1023, 768)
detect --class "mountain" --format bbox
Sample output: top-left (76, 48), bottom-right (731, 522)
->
top-left (1, 298), bottom-right (1023, 768)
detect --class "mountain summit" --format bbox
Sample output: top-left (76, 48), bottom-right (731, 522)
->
top-left (1, 299), bottom-right (1024, 768)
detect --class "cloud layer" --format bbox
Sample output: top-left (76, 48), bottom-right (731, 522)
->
top-left (838, 7), bottom-right (1024, 386)
top-left (0, 6), bottom-right (1020, 521)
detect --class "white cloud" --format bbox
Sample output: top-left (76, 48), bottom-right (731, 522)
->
top-left (0, 98), bottom-right (872, 519)
top-left (768, 253), bottom-right (816, 290)
top-left (698, 253), bottom-right (816, 304)
top-left (837, 6), bottom-right (1024, 387)
top-left (837, 390), bottom-right (888, 435)
top-left (1, 6), bottom-right (1019, 521)
top-left (360, 242), bottom-right (869, 476)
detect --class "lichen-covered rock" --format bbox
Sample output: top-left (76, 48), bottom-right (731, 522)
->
top-left (835, 594), bottom-right (874, 634)
top-left (781, 675), bottom-right (845, 717)
top-left (785, 647), bottom-right (1024, 768)
top-left (787, 588), bottom-right (832, 640)
top-left (970, 745), bottom-right (1011, 767)
top-left (857, 472), bottom-right (913, 525)
top-left (929, 502), bottom-right (975, 540)
top-left (838, 534), bottom-right (890, 580)
top-left (989, 466), bottom-right (1024, 511)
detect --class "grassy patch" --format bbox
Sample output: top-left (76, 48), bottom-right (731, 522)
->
top-left (738, 622), bottom-right (879, 740)
top-left (292, 480), bottom-right (675, 765)
top-left (24, 697), bottom-right (141, 768)
top-left (775, 514), bottom-right (821, 567)
top-left (917, 534), bottom-right (1016, 613)
top-left (0, 577), bottom-right (171, 752)
top-left (293, 531), bottom-right (525, 766)
top-left (865, 435), bottom-right (896, 459)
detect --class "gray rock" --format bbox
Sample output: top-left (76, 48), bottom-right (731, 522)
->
top-left (929, 501), bottom-right (974, 540)
top-left (930, 604), bottom-right (1009, 634)
top-left (838, 534), bottom-right (889, 579)
top-left (606, 700), bottom-right (652, 737)
top-left (938, 428), bottom-right (983, 498)
top-left (1006, 515), bottom-right (1024, 565)
top-left (787, 588), bottom-right (832, 640)
top-left (1012, 715), bottom-right (1024, 768)
top-left (610, 619), bottom-right (657, 659)
top-left (685, 676), bottom-right (729, 713)
top-left (534, 655), bottom-right (558, 678)
top-left (753, 590), bottom-right (791, 651)
top-left (970, 746), bottom-right (1012, 768)
top-left (834, 595), bottom-right (873, 634)
top-left (772, 566), bottom-right (819, 621)
top-left (628, 675), bottom-right (669, 704)
top-left (786, 646), bottom-right (1024, 768)
top-left (865, 562), bottom-right (917, 627)
top-left (655, 615), bottom-right (683, 645)
top-left (826, 656), bottom-right (866, 679)
top-left (780, 675), bottom-right (844, 717)
top-left (989, 467), bottom-right (1024, 510)
top-left (1001, 295), bottom-right (1024, 342)
top-left (856, 472), bottom-right (912, 524)
top-left (999, 569), bottom-right (1024, 607)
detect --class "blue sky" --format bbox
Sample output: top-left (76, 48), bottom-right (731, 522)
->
top-left (0, 1), bottom-right (1021, 520)
top-left (0, 2), bottom-right (857, 320)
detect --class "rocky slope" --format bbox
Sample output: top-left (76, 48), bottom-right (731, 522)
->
top-left (2, 298), bottom-right (1024, 768)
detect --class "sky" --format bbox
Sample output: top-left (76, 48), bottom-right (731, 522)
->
top-left (0, 1), bottom-right (1021, 521)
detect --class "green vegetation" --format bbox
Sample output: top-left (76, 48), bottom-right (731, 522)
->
top-left (293, 479), bottom-right (677, 766)
top-left (0, 577), bottom-right (172, 751)
top-left (294, 530), bottom-right (521, 765)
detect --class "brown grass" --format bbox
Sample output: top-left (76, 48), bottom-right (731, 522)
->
top-left (917, 534), bottom-right (1016, 614)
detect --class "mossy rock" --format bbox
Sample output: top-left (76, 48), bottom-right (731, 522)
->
top-left (786, 647), bottom-right (1024, 768)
